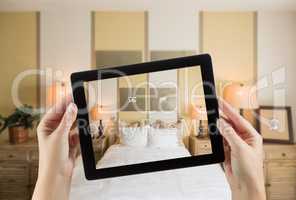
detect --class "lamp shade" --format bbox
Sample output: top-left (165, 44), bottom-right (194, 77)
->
top-left (47, 82), bottom-right (66, 107)
top-left (90, 104), bottom-right (103, 121)
top-left (223, 83), bottom-right (258, 109)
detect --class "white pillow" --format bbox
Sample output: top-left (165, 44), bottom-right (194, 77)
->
top-left (120, 126), bottom-right (148, 147)
top-left (148, 128), bottom-right (180, 148)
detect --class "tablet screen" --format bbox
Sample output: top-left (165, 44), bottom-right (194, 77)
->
top-left (83, 65), bottom-right (214, 170)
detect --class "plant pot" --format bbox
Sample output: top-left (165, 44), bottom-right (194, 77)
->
top-left (8, 126), bottom-right (29, 144)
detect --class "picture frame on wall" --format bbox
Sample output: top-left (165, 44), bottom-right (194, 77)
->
top-left (256, 106), bottom-right (294, 144)
top-left (119, 88), bottom-right (146, 111)
top-left (150, 88), bottom-right (176, 112)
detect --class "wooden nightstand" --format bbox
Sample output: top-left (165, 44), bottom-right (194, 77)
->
top-left (92, 136), bottom-right (109, 162)
top-left (189, 135), bottom-right (212, 156)
top-left (0, 137), bottom-right (38, 200)
top-left (263, 144), bottom-right (296, 200)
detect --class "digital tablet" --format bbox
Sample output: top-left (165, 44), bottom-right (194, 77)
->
top-left (71, 54), bottom-right (224, 180)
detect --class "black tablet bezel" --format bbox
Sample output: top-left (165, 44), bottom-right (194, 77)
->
top-left (71, 54), bottom-right (224, 180)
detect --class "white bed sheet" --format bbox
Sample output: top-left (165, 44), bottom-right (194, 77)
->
top-left (70, 145), bottom-right (231, 200)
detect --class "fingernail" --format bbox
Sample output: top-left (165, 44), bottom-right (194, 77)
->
top-left (217, 119), bottom-right (224, 129)
top-left (217, 118), bottom-right (222, 125)
top-left (67, 103), bottom-right (77, 115)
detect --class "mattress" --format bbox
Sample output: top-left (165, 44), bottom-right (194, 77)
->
top-left (70, 145), bottom-right (231, 200)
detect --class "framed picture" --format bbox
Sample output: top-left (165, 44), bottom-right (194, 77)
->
top-left (119, 88), bottom-right (146, 111)
top-left (256, 106), bottom-right (294, 144)
top-left (150, 88), bottom-right (176, 111)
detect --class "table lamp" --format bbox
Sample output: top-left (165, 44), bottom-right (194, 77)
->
top-left (190, 105), bottom-right (207, 138)
top-left (90, 104), bottom-right (104, 138)
top-left (223, 83), bottom-right (259, 115)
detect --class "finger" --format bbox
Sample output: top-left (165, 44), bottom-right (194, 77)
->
top-left (218, 98), bottom-right (258, 137)
top-left (69, 128), bottom-right (79, 148)
top-left (219, 112), bottom-right (229, 122)
top-left (218, 98), bottom-right (244, 127)
top-left (220, 115), bottom-right (232, 125)
top-left (56, 102), bottom-right (78, 136)
top-left (222, 139), bottom-right (232, 174)
top-left (69, 145), bottom-right (78, 162)
top-left (69, 130), bottom-right (80, 160)
top-left (70, 120), bottom-right (78, 132)
top-left (38, 94), bottom-right (72, 129)
top-left (223, 139), bottom-right (231, 162)
top-left (218, 118), bottom-right (245, 149)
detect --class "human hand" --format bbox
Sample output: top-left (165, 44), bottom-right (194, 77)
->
top-left (218, 100), bottom-right (266, 200)
top-left (32, 95), bottom-right (79, 200)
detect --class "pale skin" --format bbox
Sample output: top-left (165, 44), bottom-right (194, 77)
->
top-left (32, 96), bottom-right (266, 200)
top-left (218, 100), bottom-right (266, 200)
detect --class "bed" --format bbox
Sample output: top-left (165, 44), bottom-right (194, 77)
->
top-left (70, 143), bottom-right (231, 200)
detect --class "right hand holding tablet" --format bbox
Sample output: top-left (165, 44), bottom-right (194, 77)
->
top-left (218, 99), bottom-right (266, 200)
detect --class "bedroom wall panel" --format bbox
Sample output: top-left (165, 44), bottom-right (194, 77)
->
top-left (257, 11), bottom-right (296, 142)
top-left (0, 12), bottom-right (38, 116)
top-left (94, 11), bottom-right (146, 51)
top-left (201, 11), bottom-right (257, 84)
top-left (93, 11), bottom-right (148, 122)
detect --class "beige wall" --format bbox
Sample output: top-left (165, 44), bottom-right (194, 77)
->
top-left (201, 12), bottom-right (256, 83)
top-left (0, 5), bottom-right (294, 138)
top-left (258, 12), bottom-right (296, 142)
top-left (0, 12), bottom-right (38, 116)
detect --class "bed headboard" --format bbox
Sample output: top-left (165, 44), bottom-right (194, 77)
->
top-left (102, 117), bottom-right (192, 148)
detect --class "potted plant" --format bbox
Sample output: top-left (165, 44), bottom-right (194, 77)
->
top-left (0, 105), bottom-right (39, 144)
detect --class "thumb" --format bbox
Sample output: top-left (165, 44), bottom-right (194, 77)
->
top-left (56, 103), bottom-right (77, 135)
top-left (218, 119), bottom-right (245, 150)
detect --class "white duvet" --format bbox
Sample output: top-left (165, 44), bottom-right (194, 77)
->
top-left (70, 145), bottom-right (231, 200)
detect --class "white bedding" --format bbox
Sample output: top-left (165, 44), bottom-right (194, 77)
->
top-left (70, 145), bottom-right (231, 200)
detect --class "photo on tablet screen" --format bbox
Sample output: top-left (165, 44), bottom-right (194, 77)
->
top-left (83, 65), bottom-right (213, 170)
